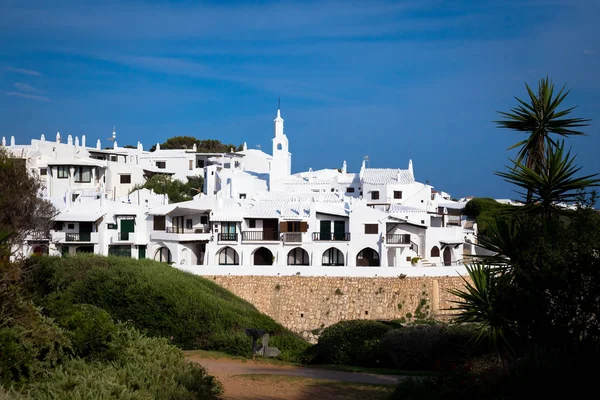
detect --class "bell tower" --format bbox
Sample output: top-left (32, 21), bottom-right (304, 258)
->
top-left (270, 100), bottom-right (291, 190)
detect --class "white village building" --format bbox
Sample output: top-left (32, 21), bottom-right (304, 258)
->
top-left (3, 108), bottom-right (478, 275)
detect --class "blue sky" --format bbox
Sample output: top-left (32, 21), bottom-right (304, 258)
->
top-left (1, 0), bottom-right (599, 199)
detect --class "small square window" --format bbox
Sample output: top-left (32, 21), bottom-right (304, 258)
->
top-left (200, 215), bottom-right (208, 224)
top-left (186, 219), bottom-right (193, 229)
top-left (156, 161), bottom-right (166, 169)
top-left (371, 191), bottom-right (380, 200)
top-left (57, 166), bottom-right (68, 179)
top-left (67, 223), bottom-right (75, 230)
top-left (107, 223), bottom-right (117, 230)
top-left (120, 174), bottom-right (131, 184)
top-left (239, 193), bottom-right (246, 199)
top-left (248, 219), bottom-right (256, 228)
top-left (364, 224), bottom-right (378, 234)
top-left (346, 187), bottom-right (355, 193)
top-left (394, 191), bottom-right (402, 199)
top-left (40, 168), bottom-right (47, 176)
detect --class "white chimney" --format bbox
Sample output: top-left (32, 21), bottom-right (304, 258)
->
top-left (41, 133), bottom-right (45, 141)
top-left (1, 137), bottom-right (5, 146)
top-left (10, 136), bottom-right (15, 146)
top-left (96, 139), bottom-right (101, 149)
top-left (75, 136), bottom-right (79, 147)
top-left (56, 132), bottom-right (61, 143)
top-left (81, 135), bottom-right (86, 147)
top-left (67, 135), bottom-right (73, 145)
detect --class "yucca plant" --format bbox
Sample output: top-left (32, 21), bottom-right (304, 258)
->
top-left (496, 141), bottom-right (599, 217)
top-left (495, 77), bottom-right (590, 174)
top-left (447, 263), bottom-right (513, 354)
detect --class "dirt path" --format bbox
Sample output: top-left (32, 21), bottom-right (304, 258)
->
top-left (187, 356), bottom-right (402, 400)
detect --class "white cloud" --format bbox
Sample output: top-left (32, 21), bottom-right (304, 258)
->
top-left (5, 91), bottom-right (50, 101)
top-left (13, 82), bottom-right (42, 93)
top-left (4, 66), bottom-right (41, 76)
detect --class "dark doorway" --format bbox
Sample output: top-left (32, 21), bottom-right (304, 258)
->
top-left (79, 221), bottom-right (93, 241)
top-left (443, 247), bottom-right (452, 266)
top-left (333, 221), bottom-right (345, 240)
top-left (356, 248), bottom-right (380, 266)
top-left (254, 247), bottom-right (274, 265)
top-left (263, 219), bottom-right (279, 241)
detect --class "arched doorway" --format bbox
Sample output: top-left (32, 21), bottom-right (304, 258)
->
top-left (253, 247), bottom-right (273, 265)
top-left (180, 248), bottom-right (188, 265)
top-left (32, 245), bottom-right (49, 256)
top-left (154, 247), bottom-right (172, 263)
top-left (322, 247), bottom-right (344, 266)
top-left (356, 248), bottom-right (379, 266)
top-left (217, 247), bottom-right (239, 265)
top-left (288, 247), bottom-right (309, 265)
top-left (443, 247), bottom-right (452, 266)
top-left (431, 246), bottom-right (440, 257)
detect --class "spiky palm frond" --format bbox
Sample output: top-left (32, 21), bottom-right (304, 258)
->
top-left (495, 77), bottom-right (590, 172)
top-left (495, 142), bottom-right (600, 216)
top-left (447, 263), bottom-right (512, 352)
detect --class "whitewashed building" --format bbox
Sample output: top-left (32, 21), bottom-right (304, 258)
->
top-left (3, 107), bottom-right (476, 274)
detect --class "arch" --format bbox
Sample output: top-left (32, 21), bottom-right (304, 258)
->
top-left (32, 245), bottom-right (49, 256)
top-left (356, 247), bottom-right (380, 266)
top-left (430, 246), bottom-right (440, 257)
top-left (322, 247), bottom-right (344, 266)
top-left (154, 247), bottom-right (172, 263)
top-left (288, 247), bottom-right (309, 266)
top-left (217, 246), bottom-right (239, 265)
top-left (443, 247), bottom-right (452, 266)
top-left (277, 143), bottom-right (283, 150)
top-left (253, 247), bottom-right (273, 265)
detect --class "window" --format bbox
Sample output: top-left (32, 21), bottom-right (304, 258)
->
top-left (431, 246), bottom-right (440, 257)
top-left (57, 166), bottom-right (68, 179)
top-left (371, 191), bottom-right (380, 200)
top-left (153, 215), bottom-right (166, 231)
top-left (394, 191), bottom-right (402, 199)
top-left (107, 223), bottom-right (117, 230)
top-left (239, 193), bottom-right (246, 199)
top-left (67, 223), bottom-right (75, 230)
top-left (186, 219), bottom-right (193, 229)
top-left (288, 247), bottom-right (309, 265)
top-left (288, 221), bottom-right (301, 232)
top-left (248, 219), bottom-right (256, 228)
top-left (196, 159), bottom-right (205, 168)
top-left (74, 167), bottom-right (91, 183)
top-left (189, 160), bottom-right (193, 170)
top-left (277, 143), bottom-right (283, 150)
top-left (156, 161), bottom-right (166, 169)
top-left (218, 247), bottom-right (239, 265)
top-left (200, 215), bottom-right (208, 225)
top-left (120, 174), bottom-right (131, 184)
top-left (322, 247), bottom-right (344, 266)
top-left (364, 224), bottom-right (378, 234)
top-left (72, 193), bottom-right (79, 202)
top-left (110, 155), bottom-right (117, 162)
top-left (224, 163), bottom-right (231, 169)
top-left (40, 168), bottom-right (47, 176)
top-left (346, 187), bottom-right (355, 193)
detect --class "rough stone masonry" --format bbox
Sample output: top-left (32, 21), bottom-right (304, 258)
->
top-left (209, 275), bottom-right (467, 342)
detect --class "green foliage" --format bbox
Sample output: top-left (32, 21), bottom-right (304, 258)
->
top-left (149, 136), bottom-right (242, 153)
top-left (463, 198), bottom-right (516, 236)
top-left (24, 325), bottom-right (222, 399)
top-left (380, 324), bottom-right (481, 371)
top-left (26, 254), bottom-right (307, 360)
top-left (317, 320), bottom-right (392, 366)
top-left (132, 174), bottom-right (204, 203)
top-left (495, 76), bottom-right (590, 173)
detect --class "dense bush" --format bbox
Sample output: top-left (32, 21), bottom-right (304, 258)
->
top-left (26, 255), bottom-right (308, 360)
top-left (317, 320), bottom-right (392, 366)
top-left (380, 324), bottom-right (480, 370)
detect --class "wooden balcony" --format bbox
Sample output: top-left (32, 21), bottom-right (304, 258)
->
top-left (312, 232), bottom-right (351, 241)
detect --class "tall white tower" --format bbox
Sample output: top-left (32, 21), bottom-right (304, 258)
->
top-left (269, 104), bottom-right (291, 190)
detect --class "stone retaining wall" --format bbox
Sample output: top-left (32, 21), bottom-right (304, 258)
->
top-left (209, 275), bottom-right (467, 341)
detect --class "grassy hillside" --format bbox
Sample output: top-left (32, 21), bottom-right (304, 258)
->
top-left (27, 255), bottom-right (309, 361)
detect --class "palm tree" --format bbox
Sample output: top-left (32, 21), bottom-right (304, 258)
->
top-left (495, 77), bottom-right (590, 176)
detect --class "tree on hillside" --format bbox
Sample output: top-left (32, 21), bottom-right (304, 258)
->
top-left (0, 149), bottom-right (56, 258)
top-left (149, 136), bottom-right (243, 152)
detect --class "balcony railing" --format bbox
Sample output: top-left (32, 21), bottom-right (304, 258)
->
top-left (65, 232), bottom-right (91, 242)
top-left (386, 234), bottom-right (411, 244)
top-left (218, 232), bottom-right (238, 241)
top-left (166, 227), bottom-right (208, 234)
top-left (29, 231), bottom-right (50, 240)
top-left (282, 232), bottom-right (302, 243)
top-left (312, 232), bottom-right (351, 241)
top-left (242, 231), bottom-right (280, 241)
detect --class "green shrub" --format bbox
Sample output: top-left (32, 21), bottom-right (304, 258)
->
top-left (26, 255), bottom-right (308, 361)
top-left (317, 320), bottom-right (392, 366)
top-left (380, 324), bottom-right (479, 370)
top-left (23, 325), bottom-right (222, 399)
top-left (269, 334), bottom-right (311, 362)
top-left (55, 304), bottom-right (117, 360)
